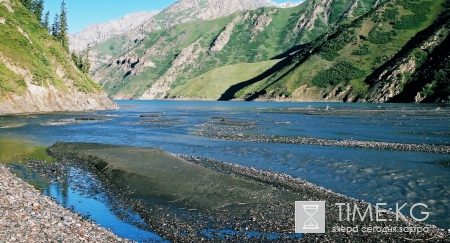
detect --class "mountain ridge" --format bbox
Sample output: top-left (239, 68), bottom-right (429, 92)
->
top-left (71, 0), bottom-right (449, 103)
top-left (70, 0), bottom-right (303, 70)
top-left (90, 0), bottom-right (375, 99)
top-left (69, 11), bottom-right (159, 54)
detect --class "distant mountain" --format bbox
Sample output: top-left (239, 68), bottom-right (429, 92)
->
top-left (90, 0), bottom-right (375, 99)
top-left (69, 11), bottom-right (159, 54)
top-left (152, 0), bottom-right (301, 28)
top-left (0, 0), bottom-right (116, 114)
top-left (70, 0), bottom-right (303, 70)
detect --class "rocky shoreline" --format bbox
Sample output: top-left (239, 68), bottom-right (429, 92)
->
top-left (0, 163), bottom-right (131, 242)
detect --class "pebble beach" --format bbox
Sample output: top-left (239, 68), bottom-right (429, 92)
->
top-left (0, 163), bottom-right (130, 243)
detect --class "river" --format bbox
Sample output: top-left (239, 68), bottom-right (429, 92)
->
top-left (1, 100), bottom-right (449, 241)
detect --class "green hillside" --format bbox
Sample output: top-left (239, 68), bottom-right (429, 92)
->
top-left (225, 0), bottom-right (450, 102)
top-left (169, 59), bottom-right (280, 99)
top-left (92, 0), bottom-right (377, 99)
top-left (0, 0), bottom-right (102, 100)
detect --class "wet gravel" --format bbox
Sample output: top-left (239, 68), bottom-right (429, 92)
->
top-left (197, 131), bottom-right (450, 154)
top-left (196, 117), bottom-right (262, 132)
top-left (0, 163), bottom-right (131, 242)
top-left (44, 119), bottom-right (82, 126)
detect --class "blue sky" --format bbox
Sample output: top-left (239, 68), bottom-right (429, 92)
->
top-left (44, 0), bottom-right (295, 34)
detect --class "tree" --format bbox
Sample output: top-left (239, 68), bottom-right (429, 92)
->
top-left (31, 0), bottom-right (44, 23)
top-left (71, 51), bottom-right (78, 65)
top-left (51, 12), bottom-right (60, 36)
top-left (42, 11), bottom-right (50, 32)
top-left (77, 55), bottom-right (84, 70)
top-left (19, 0), bottom-right (33, 9)
top-left (57, 0), bottom-right (69, 52)
top-left (83, 45), bottom-right (91, 73)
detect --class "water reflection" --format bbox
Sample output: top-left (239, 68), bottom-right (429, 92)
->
top-left (11, 164), bottom-right (168, 243)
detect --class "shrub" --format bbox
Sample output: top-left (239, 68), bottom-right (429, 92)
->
top-left (368, 26), bottom-right (394, 44)
top-left (412, 49), bottom-right (427, 66)
top-left (372, 55), bottom-right (390, 66)
top-left (381, 7), bottom-right (399, 22)
top-left (42, 57), bottom-right (50, 66)
top-left (320, 30), bottom-right (355, 61)
top-left (352, 43), bottom-right (372, 55)
top-left (393, 0), bottom-right (430, 30)
top-left (312, 61), bottom-right (366, 88)
top-left (393, 14), bottom-right (428, 30)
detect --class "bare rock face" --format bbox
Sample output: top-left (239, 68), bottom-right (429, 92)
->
top-left (0, 84), bottom-right (118, 114)
top-left (157, 0), bottom-right (274, 27)
top-left (69, 11), bottom-right (159, 53)
top-left (210, 14), bottom-right (249, 52)
top-left (140, 40), bottom-right (204, 99)
top-left (0, 53), bottom-right (117, 115)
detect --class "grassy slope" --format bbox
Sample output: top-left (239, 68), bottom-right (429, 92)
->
top-left (93, 0), bottom-right (377, 99)
top-left (169, 59), bottom-right (279, 99)
top-left (366, 0), bottom-right (450, 102)
top-left (230, 0), bottom-right (446, 101)
top-left (0, 0), bottom-right (102, 100)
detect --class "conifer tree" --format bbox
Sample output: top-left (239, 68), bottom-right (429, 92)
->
top-left (57, 0), bottom-right (70, 52)
top-left (71, 51), bottom-right (78, 66)
top-left (83, 45), bottom-right (91, 73)
top-left (19, 0), bottom-right (33, 9)
top-left (77, 55), bottom-right (84, 70)
top-left (31, 0), bottom-right (44, 22)
top-left (51, 13), bottom-right (60, 36)
top-left (42, 11), bottom-right (50, 32)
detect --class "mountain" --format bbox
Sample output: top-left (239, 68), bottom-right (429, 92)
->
top-left (69, 11), bottom-right (159, 54)
top-left (151, 0), bottom-right (300, 28)
top-left (90, 0), bottom-right (376, 99)
top-left (69, 0), bottom-right (303, 70)
top-left (220, 0), bottom-right (450, 103)
top-left (0, 0), bottom-right (117, 114)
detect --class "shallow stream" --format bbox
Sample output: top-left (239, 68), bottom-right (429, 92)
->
top-left (1, 100), bottom-right (449, 241)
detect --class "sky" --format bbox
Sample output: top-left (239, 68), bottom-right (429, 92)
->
top-left (44, 0), bottom-right (293, 34)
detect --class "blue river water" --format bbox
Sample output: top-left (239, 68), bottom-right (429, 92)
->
top-left (1, 100), bottom-right (450, 240)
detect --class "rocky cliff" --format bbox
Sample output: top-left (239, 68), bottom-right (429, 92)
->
top-left (0, 0), bottom-right (117, 114)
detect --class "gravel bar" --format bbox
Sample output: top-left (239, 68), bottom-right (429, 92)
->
top-left (44, 143), bottom-right (450, 242)
top-left (0, 163), bottom-right (132, 243)
top-left (198, 131), bottom-right (450, 154)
